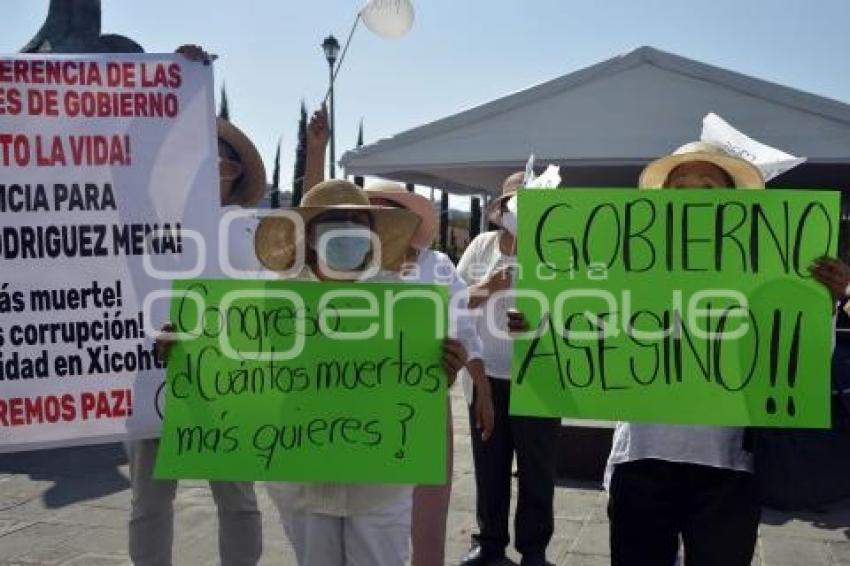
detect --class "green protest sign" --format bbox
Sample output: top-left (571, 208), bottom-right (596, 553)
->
top-left (155, 279), bottom-right (448, 483)
top-left (510, 189), bottom-right (839, 427)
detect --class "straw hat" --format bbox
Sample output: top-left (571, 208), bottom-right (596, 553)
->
top-left (217, 118), bottom-right (267, 206)
top-left (254, 180), bottom-right (421, 272)
top-left (364, 182), bottom-right (437, 249)
top-left (639, 141), bottom-right (765, 190)
top-left (486, 171), bottom-right (526, 227)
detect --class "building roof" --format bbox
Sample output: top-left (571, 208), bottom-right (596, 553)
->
top-left (340, 46), bottom-right (850, 194)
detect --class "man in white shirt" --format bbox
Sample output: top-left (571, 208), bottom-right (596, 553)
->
top-left (128, 46), bottom-right (271, 566)
top-left (136, 45), bottom-right (327, 566)
top-left (458, 173), bottom-right (560, 566)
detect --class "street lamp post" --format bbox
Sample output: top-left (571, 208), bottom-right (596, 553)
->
top-left (322, 35), bottom-right (340, 179)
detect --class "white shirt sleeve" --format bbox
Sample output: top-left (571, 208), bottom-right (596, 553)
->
top-left (417, 249), bottom-right (484, 363)
top-left (457, 233), bottom-right (485, 285)
top-left (446, 257), bottom-right (484, 362)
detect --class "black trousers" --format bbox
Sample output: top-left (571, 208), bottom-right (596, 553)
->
top-left (608, 459), bottom-right (761, 566)
top-left (468, 377), bottom-right (559, 560)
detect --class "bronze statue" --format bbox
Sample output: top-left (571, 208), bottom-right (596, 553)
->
top-left (20, 0), bottom-right (144, 54)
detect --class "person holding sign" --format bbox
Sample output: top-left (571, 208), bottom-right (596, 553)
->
top-left (364, 181), bottom-right (493, 566)
top-left (458, 173), bottom-right (560, 566)
top-left (301, 124), bottom-right (493, 564)
top-left (602, 141), bottom-right (842, 566)
top-left (253, 179), bottom-right (469, 566)
top-left (132, 45), bottom-right (265, 566)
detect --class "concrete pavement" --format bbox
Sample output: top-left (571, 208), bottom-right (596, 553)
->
top-left (0, 389), bottom-right (849, 565)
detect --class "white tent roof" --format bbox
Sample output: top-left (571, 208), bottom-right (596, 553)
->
top-left (340, 46), bottom-right (850, 195)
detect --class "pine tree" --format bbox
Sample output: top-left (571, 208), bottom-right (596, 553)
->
top-left (353, 120), bottom-right (365, 188)
top-left (291, 100), bottom-right (308, 207)
top-left (270, 139), bottom-right (281, 208)
top-left (218, 84), bottom-right (230, 120)
top-left (470, 197), bottom-right (481, 240)
top-left (440, 189), bottom-right (449, 252)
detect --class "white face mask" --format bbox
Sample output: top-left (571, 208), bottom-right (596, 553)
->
top-left (500, 195), bottom-right (517, 235)
top-left (315, 222), bottom-right (373, 272)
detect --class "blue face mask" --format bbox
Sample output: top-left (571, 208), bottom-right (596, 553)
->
top-left (315, 222), bottom-right (373, 272)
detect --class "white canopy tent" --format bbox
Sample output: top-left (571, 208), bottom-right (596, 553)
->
top-left (341, 45), bottom-right (850, 474)
top-left (340, 46), bottom-right (850, 197)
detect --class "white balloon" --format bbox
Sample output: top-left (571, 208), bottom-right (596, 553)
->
top-left (360, 0), bottom-right (415, 39)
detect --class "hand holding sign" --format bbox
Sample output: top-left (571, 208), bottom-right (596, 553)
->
top-left (154, 323), bottom-right (177, 363)
top-left (174, 44), bottom-right (216, 65)
top-left (809, 256), bottom-right (850, 301)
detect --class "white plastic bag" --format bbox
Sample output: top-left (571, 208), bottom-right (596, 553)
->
top-left (504, 157), bottom-right (561, 235)
top-left (526, 164), bottom-right (562, 188)
top-left (701, 112), bottom-right (806, 181)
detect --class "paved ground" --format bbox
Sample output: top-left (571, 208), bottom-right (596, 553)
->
top-left (1, 390), bottom-right (850, 565)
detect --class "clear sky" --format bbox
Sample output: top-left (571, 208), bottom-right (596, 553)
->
top-left (5, 0), bottom-right (850, 206)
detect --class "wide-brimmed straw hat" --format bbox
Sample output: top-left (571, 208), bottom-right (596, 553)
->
top-left (364, 182), bottom-right (437, 249)
top-left (486, 171), bottom-right (526, 227)
top-left (639, 141), bottom-right (765, 190)
top-left (217, 118), bottom-right (267, 206)
top-left (254, 180), bottom-right (421, 272)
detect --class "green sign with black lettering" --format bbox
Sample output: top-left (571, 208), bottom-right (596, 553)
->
top-left (510, 188), bottom-right (839, 427)
top-left (155, 279), bottom-right (448, 483)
